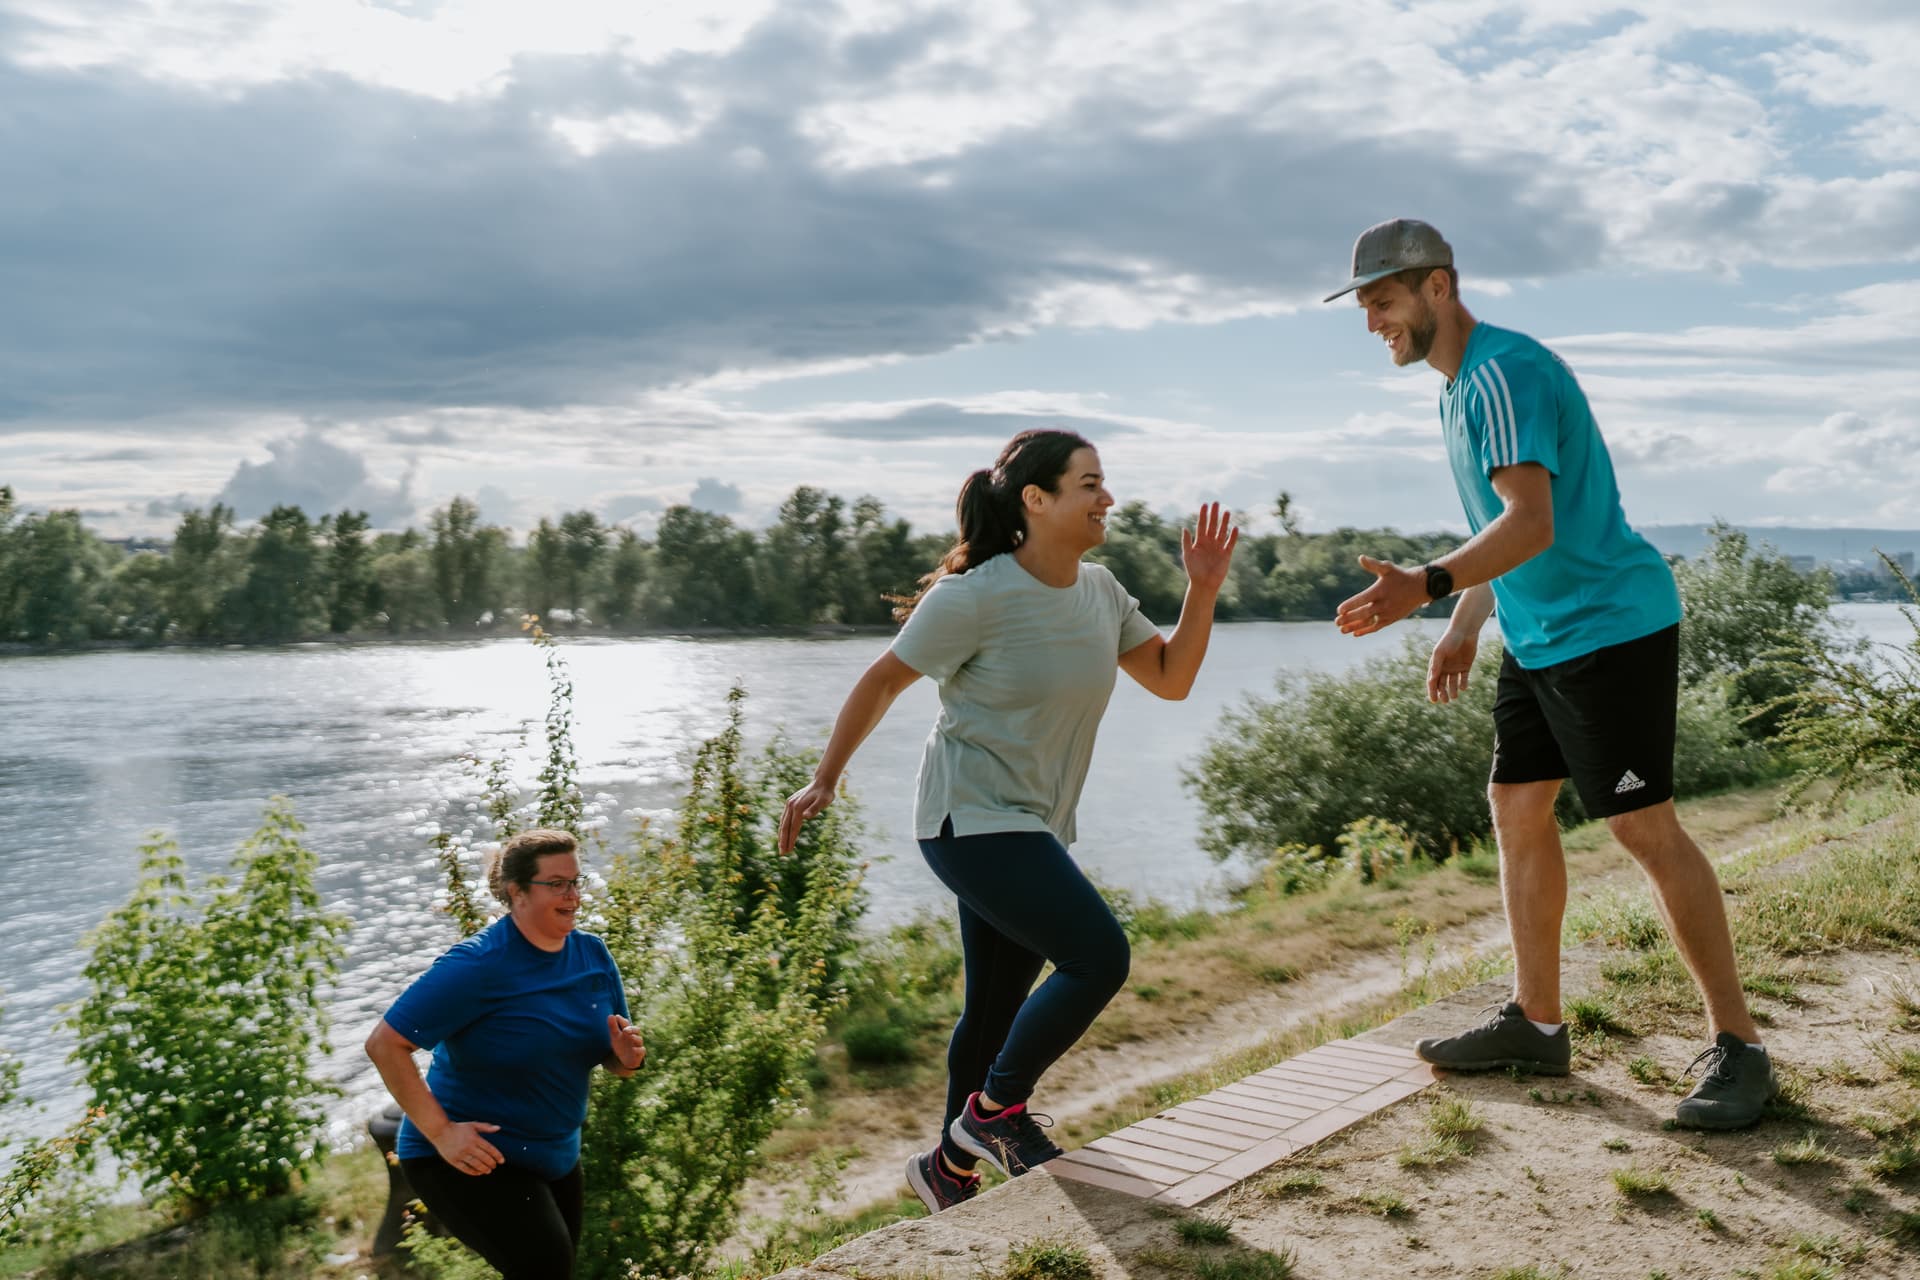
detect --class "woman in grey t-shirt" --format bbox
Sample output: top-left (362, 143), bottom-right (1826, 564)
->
top-left (779, 428), bottom-right (1238, 1213)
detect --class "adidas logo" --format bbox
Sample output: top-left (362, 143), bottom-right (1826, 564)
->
top-left (1615, 769), bottom-right (1647, 795)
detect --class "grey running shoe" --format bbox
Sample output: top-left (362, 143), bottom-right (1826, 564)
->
top-left (1413, 1001), bottom-right (1572, 1075)
top-left (905, 1148), bottom-right (980, 1213)
top-left (1674, 1033), bottom-right (1777, 1130)
top-left (949, 1094), bottom-right (1063, 1175)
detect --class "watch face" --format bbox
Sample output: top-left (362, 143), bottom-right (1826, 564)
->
top-left (1427, 565), bottom-right (1453, 599)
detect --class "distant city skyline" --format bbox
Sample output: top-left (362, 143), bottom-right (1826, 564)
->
top-left (5, 2), bottom-right (1917, 540)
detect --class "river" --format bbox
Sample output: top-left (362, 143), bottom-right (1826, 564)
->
top-left (1, 605), bottom-right (1910, 1148)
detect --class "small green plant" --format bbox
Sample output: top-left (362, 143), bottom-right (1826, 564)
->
top-left (1001, 1237), bottom-right (1096, 1280)
top-left (1603, 1138), bottom-right (1631, 1153)
top-left (1194, 1249), bottom-right (1295, 1280)
top-left (1870, 1039), bottom-right (1920, 1084)
top-left (1611, 1164), bottom-right (1673, 1198)
top-left (69, 802), bottom-right (348, 1210)
top-left (1868, 1139), bottom-right (1919, 1178)
top-left (1888, 977), bottom-right (1920, 1030)
top-left (1350, 1189), bottom-right (1411, 1218)
top-left (1487, 1267), bottom-right (1570, 1280)
top-left (1262, 1170), bottom-right (1322, 1197)
top-left (1175, 1216), bottom-right (1235, 1245)
top-left (1790, 1232), bottom-right (1866, 1265)
top-left (1426, 1097), bottom-right (1482, 1139)
top-left (840, 1015), bottom-right (916, 1065)
top-left (1772, 1134), bottom-right (1837, 1166)
top-left (1763, 1263), bottom-right (1836, 1280)
top-left (1628, 1055), bottom-right (1668, 1085)
top-left (1697, 1207), bottom-right (1723, 1232)
top-left (1567, 994), bottom-right (1628, 1036)
top-left (1341, 816), bottom-right (1418, 885)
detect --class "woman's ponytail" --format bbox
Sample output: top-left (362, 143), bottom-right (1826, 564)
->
top-left (892, 429), bottom-right (1091, 620)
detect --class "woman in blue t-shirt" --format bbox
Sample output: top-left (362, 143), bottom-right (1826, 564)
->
top-left (779, 429), bottom-right (1238, 1214)
top-left (365, 828), bottom-right (646, 1279)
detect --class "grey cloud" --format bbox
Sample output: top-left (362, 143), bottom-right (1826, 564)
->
top-left (808, 403), bottom-right (1144, 441)
top-left (0, 19), bottom-right (1606, 426)
top-left (603, 492), bottom-right (665, 521)
top-left (214, 428), bottom-right (417, 523)
top-left (143, 492), bottom-right (197, 517)
top-left (63, 446), bottom-right (165, 463)
top-left (387, 423), bottom-right (457, 445)
top-left (689, 477), bottom-right (743, 514)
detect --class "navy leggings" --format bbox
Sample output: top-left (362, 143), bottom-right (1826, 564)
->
top-left (402, 1156), bottom-right (582, 1279)
top-left (919, 820), bottom-right (1130, 1165)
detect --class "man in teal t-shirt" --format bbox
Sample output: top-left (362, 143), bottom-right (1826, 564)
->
top-left (1321, 218), bottom-right (1775, 1130)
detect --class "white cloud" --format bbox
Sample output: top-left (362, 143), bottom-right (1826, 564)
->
top-left (215, 427), bottom-right (418, 525)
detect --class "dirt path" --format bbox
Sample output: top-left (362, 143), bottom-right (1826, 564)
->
top-left (768, 799), bottom-right (1920, 1280)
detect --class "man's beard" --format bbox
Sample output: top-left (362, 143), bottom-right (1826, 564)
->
top-left (1395, 297), bottom-right (1438, 366)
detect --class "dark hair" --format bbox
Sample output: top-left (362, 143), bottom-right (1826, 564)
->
top-left (892, 428), bottom-right (1092, 620)
top-left (1395, 264), bottom-right (1459, 301)
top-left (487, 828), bottom-right (578, 907)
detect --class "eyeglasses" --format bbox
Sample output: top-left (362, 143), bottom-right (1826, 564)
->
top-left (528, 876), bottom-right (587, 895)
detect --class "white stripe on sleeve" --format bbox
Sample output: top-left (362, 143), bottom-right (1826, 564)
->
top-left (1468, 366), bottom-right (1507, 468)
top-left (1484, 358), bottom-right (1520, 468)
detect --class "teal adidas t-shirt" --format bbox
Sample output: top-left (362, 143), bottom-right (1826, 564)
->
top-left (1441, 322), bottom-right (1680, 669)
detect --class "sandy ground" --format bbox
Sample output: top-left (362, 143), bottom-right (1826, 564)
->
top-left (776, 948), bottom-right (1920, 1280)
top-left (766, 812), bottom-right (1920, 1280)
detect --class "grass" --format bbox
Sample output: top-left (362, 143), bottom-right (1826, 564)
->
top-left (1627, 1055), bottom-right (1669, 1086)
top-left (1610, 1165), bottom-right (1673, 1199)
top-left (1772, 1133), bottom-right (1839, 1166)
top-left (1174, 1217), bottom-right (1234, 1246)
top-left (1868, 1140), bottom-right (1919, 1179)
top-left (1399, 1097), bottom-right (1483, 1168)
top-left (1697, 1207), bottom-right (1723, 1232)
top-left (1566, 993), bottom-right (1630, 1037)
top-left (1869, 1040), bottom-right (1920, 1084)
top-left (1485, 1267), bottom-right (1570, 1280)
top-left (1344, 1190), bottom-right (1411, 1219)
top-left (1259, 1170), bottom-right (1321, 1198)
top-left (1192, 1249), bottom-right (1294, 1280)
top-left (1000, 1238), bottom-right (1096, 1280)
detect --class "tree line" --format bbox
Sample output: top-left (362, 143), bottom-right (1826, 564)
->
top-left (0, 484), bottom-right (1463, 646)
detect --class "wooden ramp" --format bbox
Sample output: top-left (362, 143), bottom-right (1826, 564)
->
top-left (1042, 1038), bottom-right (1435, 1207)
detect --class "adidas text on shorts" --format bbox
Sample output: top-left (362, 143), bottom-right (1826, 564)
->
top-left (1489, 623), bottom-right (1678, 818)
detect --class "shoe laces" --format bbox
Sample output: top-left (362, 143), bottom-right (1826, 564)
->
top-left (1473, 1001), bottom-right (1514, 1029)
top-left (1684, 1043), bottom-right (1735, 1087)
top-left (1002, 1107), bottom-right (1056, 1147)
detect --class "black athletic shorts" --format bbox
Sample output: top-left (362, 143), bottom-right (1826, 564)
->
top-left (1490, 623), bottom-right (1678, 818)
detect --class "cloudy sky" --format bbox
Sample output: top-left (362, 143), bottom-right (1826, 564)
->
top-left (5, 0), bottom-right (1917, 540)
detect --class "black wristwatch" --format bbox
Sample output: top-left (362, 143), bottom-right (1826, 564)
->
top-left (1423, 563), bottom-right (1454, 600)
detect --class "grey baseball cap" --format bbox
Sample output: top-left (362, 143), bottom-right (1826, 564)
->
top-left (1323, 218), bottom-right (1453, 302)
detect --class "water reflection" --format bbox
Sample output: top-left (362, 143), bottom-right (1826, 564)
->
top-left (1, 605), bottom-right (1907, 1148)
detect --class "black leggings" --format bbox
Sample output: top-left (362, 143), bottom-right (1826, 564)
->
top-left (402, 1156), bottom-right (583, 1279)
top-left (918, 820), bottom-right (1130, 1163)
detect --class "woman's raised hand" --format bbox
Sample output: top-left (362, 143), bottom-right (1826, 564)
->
top-left (431, 1120), bottom-right (504, 1177)
top-left (779, 777), bottom-right (838, 853)
top-left (1181, 502), bottom-right (1240, 593)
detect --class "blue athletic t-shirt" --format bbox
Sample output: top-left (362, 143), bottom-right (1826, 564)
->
top-left (387, 917), bottom-right (627, 1180)
top-left (1440, 322), bottom-right (1681, 669)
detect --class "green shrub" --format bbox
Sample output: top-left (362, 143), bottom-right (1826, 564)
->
top-left (68, 802), bottom-right (347, 1210)
top-left (1338, 816), bottom-right (1418, 884)
top-left (431, 633), bottom-right (865, 1279)
top-left (1188, 639), bottom-right (1503, 861)
top-left (841, 1017), bottom-right (916, 1065)
top-left (1672, 521), bottom-right (1836, 738)
top-left (1765, 554), bottom-right (1920, 802)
